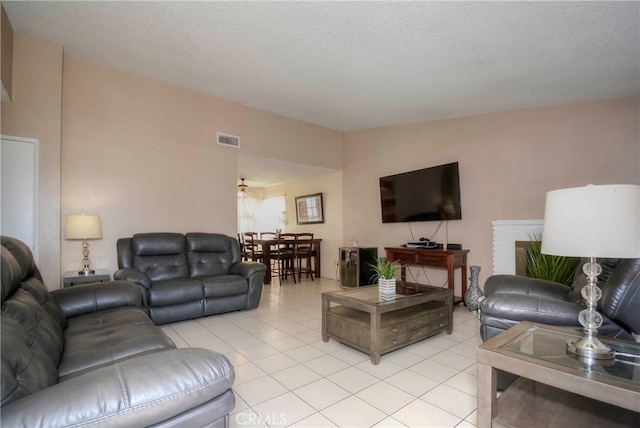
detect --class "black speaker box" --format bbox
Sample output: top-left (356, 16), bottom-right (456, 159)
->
top-left (447, 243), bottom-right (462, 250)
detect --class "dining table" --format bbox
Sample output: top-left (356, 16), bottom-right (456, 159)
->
top-left (255, 238), bottom-right (322, 284)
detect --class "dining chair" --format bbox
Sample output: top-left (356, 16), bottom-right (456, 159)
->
top-left (294, 233), bottom-right (315, 281)
top-left (273, 233), bottom-right (297, 284)
top-left (258, 232), bottom-right (279, 281)
top-left (237, 233), bottom-right (249, 261)
top-left (242, 232), bottom-right (263, 263)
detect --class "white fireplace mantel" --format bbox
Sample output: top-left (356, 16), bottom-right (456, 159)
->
top-left (492, 219), bottom-right (544, 275)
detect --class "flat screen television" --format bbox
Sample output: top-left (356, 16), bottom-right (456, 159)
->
top-left (379, 162), bottom-right (462, 223)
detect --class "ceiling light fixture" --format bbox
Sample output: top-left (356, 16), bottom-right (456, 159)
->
top-left (238, 178), bottom-right (248, 198)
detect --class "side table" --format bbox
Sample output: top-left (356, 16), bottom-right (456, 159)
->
top-left (63, 269), bottom-right (111, 287)
top-left (477, 321), bottom-right (640, 428)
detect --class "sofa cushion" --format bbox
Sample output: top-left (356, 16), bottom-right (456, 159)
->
top-left (132, 233), bottom-right (189, 282)
top-left (1, 241), bottom-right (66, 329)
top-left (58, 307), bottom-right (175, 379)
top-left (1, 247), bottom-right (23, 303)
top-left (148, 279), bottom-right (203, 306)
top-left (150, 301), bottom-right (206, 325)
top-left (202, 275), bottom-right (249, 298)
top-left (186, 233), bottom-right (240, 277)
top-left (1, 239), bottom-right (67, 406)
top-left (1, 236), bottom-right (41, 286)
top-left (566, 258), bottom-right (619, 304)
top-left (19, 277), bottom-right (67, 328)
top-left (2, 287), bottom-right (65, 380)
top-left (1, 314), bottom-right (60, 406)
top-left (600, 258), bottom-right (640, 333)
top-left (2, 348), bottom-right (235, 427)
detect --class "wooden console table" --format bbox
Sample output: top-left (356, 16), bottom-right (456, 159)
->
top-left (385, 247), bottom-right (470, 303)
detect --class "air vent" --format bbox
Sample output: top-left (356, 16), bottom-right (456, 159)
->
top-left (217, 132), bottom-right (240, 148)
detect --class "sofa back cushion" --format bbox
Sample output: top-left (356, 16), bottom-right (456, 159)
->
top-left (600, 258), bottom-right (640, 334)
top-left (186, 233), bottom-right (240, 278)
top-left (567, 258), bottom-right (619, 305)
top-left (130, 233), bottom-right (189, 282)
top-left (1, 237), bottom-right (65, 406)
top-left (1, 237), bottom-right (66, 327)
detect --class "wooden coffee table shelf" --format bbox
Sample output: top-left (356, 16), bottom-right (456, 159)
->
top-left (322, 284), bottom-right (453, 364)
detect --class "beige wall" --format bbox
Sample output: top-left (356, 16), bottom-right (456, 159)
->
top-left (61, 59), bottom-right (343, 281)
top-left (343, 97), bottom-right (640, 294)
top-left (1, 33), bottom-right (63, 288)
top-left (265, 170), bottom-right (344, 280)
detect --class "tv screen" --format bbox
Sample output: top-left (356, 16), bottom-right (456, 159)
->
top-left (379, 162), bottom-right (462, 223)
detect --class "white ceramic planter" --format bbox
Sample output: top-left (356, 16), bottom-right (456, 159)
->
top-left (378, 278), bottom-right (396, 302)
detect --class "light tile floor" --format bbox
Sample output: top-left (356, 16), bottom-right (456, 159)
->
top-left (161, 278), bottom-right (482, 428)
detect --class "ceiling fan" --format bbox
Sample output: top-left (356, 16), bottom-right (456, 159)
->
top-left (238, 178), bottom-right (248, 197)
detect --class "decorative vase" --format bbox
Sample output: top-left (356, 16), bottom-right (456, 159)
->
top-left (464, 265), bottom-right (483, 312)
top-left (378, 278), bottom-right (396, 302)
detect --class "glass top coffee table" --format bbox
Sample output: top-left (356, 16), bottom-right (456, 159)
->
top-left (477, 322), bottom-right (640, 428)
top-left (321, 283), bottom-right (453, 364)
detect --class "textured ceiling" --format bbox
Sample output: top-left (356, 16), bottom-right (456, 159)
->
top-left (4, 1), bottom-right (639, 186)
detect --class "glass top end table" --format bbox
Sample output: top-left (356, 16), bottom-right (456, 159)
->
top-left (501, 324), bottom-right (640, 387)
top-left (476, 322), bottom-right (640, 428)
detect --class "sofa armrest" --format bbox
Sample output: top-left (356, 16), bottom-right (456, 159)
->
top-left (231, 261), bottom-right (266, 309)
top-left (479, 292), bottom-right (582, 326)
top-left (51, 281), bottom-right (142, 318)
top-left (484, 274), bottom-right (570, 300)
top-left (0, 348), bottom-right (234, 427)
top-left (113, 268), bottom-right (152, 289)
top-left (230, 260), bottom-right (266, 278)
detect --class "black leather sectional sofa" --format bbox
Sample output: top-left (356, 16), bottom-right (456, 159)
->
top-left (1, 236), bottom-right (236, 427)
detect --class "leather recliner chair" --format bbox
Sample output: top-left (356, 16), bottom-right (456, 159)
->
top-left (479, 258), bottom-right (640, 388)
top-left (480, 258), bottom-right (640, 342)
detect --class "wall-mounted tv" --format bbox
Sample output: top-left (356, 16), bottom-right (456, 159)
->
top-left (379, 162), bottom-right (462, 223)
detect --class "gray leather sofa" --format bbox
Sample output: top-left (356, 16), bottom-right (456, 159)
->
top-left (115, 232), bottom-right (266, 324)
top-left (1, 236), bottom-right (236, 427)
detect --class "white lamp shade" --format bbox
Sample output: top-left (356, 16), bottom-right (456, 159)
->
top-left (65, 214), bottom-right (102, 240)
top-left (541, 184), bottom-right (640, 258)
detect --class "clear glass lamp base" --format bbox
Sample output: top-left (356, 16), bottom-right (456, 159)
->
top-left (566, 258), bottom-right (615, 364)
top-left (567, 336), bottom-right (614, 362)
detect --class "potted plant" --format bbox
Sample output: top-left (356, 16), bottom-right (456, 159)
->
top-left (369, 258), bottom-right (402, 301)
top-left (526, 232), bottom-right (579, 286)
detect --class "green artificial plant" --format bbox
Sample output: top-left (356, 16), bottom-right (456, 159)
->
top-left (526, 231), bottom-right (580, 286)
top-left (369, 258), bottom-right (402, 281)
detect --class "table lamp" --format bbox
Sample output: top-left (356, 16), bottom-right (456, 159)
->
top-left (65, 214), bottom-right (102, 275)
top-left (541, 184), bottom-right (640, 361)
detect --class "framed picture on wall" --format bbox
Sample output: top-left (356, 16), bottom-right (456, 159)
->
top-left (295, 193), bottom-right (324, 224)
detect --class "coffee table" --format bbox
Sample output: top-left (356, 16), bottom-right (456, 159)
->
top-left (477, 322), bottom-right (640, 428)
top-left (322, 283), bottom-right (453, 364)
